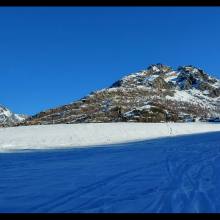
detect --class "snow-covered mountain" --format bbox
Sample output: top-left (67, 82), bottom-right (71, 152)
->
top-left (18, 64), bottom-right (220, 126)
top-left (0, 105), bottom-right (27, 127)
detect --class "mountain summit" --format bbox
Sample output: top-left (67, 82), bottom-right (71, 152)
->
top-left (0, 105), bottom-right (27, 127)
top-left (18, 64), bottom-right (220, 126)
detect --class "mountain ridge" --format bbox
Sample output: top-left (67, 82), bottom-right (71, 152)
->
top-left (12, 63), bottom-right (220, 126)
top-left (0, 105), bottom-right (27, 127)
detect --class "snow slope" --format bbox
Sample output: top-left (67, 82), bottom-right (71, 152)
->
top-left (1, 123), bottom-right (220, 152)
top-left (1, 131), bottom-right (220, 213)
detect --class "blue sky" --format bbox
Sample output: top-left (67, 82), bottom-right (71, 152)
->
top-left (1, 7), bottom-right (220, 115)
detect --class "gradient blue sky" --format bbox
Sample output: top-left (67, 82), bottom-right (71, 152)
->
top-left (1, 7), bottom-right (220, 115)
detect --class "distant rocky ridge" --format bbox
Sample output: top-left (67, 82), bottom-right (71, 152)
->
top-left (0, 105), bottom-right (27, 127)
top-left (12, 64), bottom-right (220, 126)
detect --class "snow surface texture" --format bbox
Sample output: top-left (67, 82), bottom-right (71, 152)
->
top-left (1, 123), bottom-right (220, 152)
top-left (1, 130), bottom-right (220, 212)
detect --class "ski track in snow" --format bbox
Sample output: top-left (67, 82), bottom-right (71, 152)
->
top-left (1, 131), bottom-right (220, 213)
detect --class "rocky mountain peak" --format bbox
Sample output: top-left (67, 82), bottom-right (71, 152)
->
top-left (147, 63), bottom-right (172, 74)
top-left (14, 64), bottom-right (220, 126)
top-left (177, 65), bottom-right (209, 81)
top-left (174, 65), bottom-right (219, 96)
top-left (0, 105), bottom-right (27, 127)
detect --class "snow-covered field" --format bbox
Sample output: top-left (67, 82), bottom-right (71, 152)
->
top-left (1, 123), bottom-right (220, 213)
top-left (1, 123), bottom-right (220, 152)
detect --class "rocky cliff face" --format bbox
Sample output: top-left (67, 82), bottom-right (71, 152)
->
top-left (17, 64), bottom-right (220, 126)
top-left (0, 105), bottom-right (27, 127)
